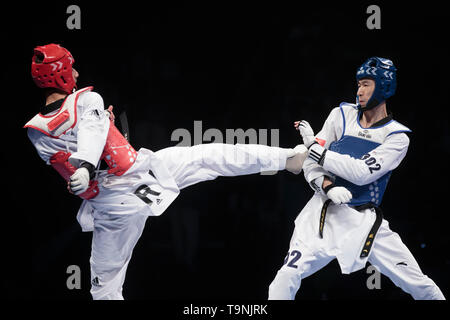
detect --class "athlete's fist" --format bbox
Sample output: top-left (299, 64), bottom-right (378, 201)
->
top-left (326, 186), bottom-right (352, 205)
top-left (69, 167), bottom-right (90, 195)
top-left (106, 105), bottom-right (115, 122)
top-left (295, 120), bottom-right (315, 148)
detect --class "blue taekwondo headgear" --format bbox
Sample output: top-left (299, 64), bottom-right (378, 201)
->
top-left (356, 57), bottom-right (397, 111)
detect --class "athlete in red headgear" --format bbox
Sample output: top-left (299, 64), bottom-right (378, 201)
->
top-left (25, 43), bottom-right (309, 300)
top-left (31, 43), bottom-right (77, 94)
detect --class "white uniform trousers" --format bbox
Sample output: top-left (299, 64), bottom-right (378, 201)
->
top-left (268, 219), bottom-right (445, 300)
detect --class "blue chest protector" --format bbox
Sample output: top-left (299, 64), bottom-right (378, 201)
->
top-left (329, 136), bottom-right (391, 207)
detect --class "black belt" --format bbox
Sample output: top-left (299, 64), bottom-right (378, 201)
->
top-left (318, 201), bottom-right (383, 258)
top-left (319, 199), bottom-right (332, 238)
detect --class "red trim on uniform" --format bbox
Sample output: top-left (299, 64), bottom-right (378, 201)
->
top-left (23, 124), bottom-right (59, 138)
top-left (23, 86), bottom-right (94, 138)
top-left (47, 110), bottom-right (70, 131)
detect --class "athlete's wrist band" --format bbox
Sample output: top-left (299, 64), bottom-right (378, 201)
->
top-left (323, 183), bottom-right (336, 194)
top-left (307, 141), bottom-right (318, 150)
top-left (80, 161), bottom-right (96, 179)
top-left (308, 143), bottom-right (327, 166)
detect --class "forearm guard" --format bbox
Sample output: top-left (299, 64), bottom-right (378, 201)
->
top-left (50, 151), bottom-right (99, 200)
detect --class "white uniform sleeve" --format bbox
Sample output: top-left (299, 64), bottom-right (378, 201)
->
top-left (303, 107), bottom-right (343, 185)
top-left (69, 91), bottom-right (110, 167)
top-left (27, 128), bottom-right (53, 164)
top-left (322, 132), bottom-right (410, 186)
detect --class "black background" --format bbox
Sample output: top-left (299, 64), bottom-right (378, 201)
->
top-left (3, 1), bottom-right (450, 302)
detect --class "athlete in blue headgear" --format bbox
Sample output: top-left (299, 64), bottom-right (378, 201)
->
top-left (356, 56), bottom-right (397, 111)
top-left (268, 57), bottom-right (446, 300)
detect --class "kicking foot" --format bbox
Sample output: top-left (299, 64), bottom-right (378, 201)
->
top-left (285, 145), bottom-right (308, 175)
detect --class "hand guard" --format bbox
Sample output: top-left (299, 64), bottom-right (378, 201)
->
top-left (69, 167), bottom-right (91, 195)
top-left (298, 120), bottom-right (316, 148)
top-left (50, 151), bottom-right (99, 200)
top-left (324, 185), bottom-right (352, 204)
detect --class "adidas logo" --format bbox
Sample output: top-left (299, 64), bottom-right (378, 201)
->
top-left (156, 198), bottom-right (162, 205)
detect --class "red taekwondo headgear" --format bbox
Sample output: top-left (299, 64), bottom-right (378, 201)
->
top-left (31, 43), bottom-right (76, 94)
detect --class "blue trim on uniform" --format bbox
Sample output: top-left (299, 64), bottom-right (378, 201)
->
top-left (356, 110), bottom-right (395, 130)
top-left (390, 120), bottom-right (412, 134)
top-left (338, 103), bottom-right (347, 140)
top-left (386, 129), bottom-right (412, 137)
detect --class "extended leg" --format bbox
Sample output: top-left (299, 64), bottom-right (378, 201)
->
top-left (155, 143), bottom-right (300, 190)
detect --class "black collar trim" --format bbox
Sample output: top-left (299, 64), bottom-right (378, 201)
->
top-left (40, 99), bottom-right (65, 115)
top-left (371, 112), bottom-right (393, 127)
top-left (359, 112), bottom-right (394, 128)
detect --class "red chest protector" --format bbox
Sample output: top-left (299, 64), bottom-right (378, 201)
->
top-left (25, 87), bottom-right (138, 199)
